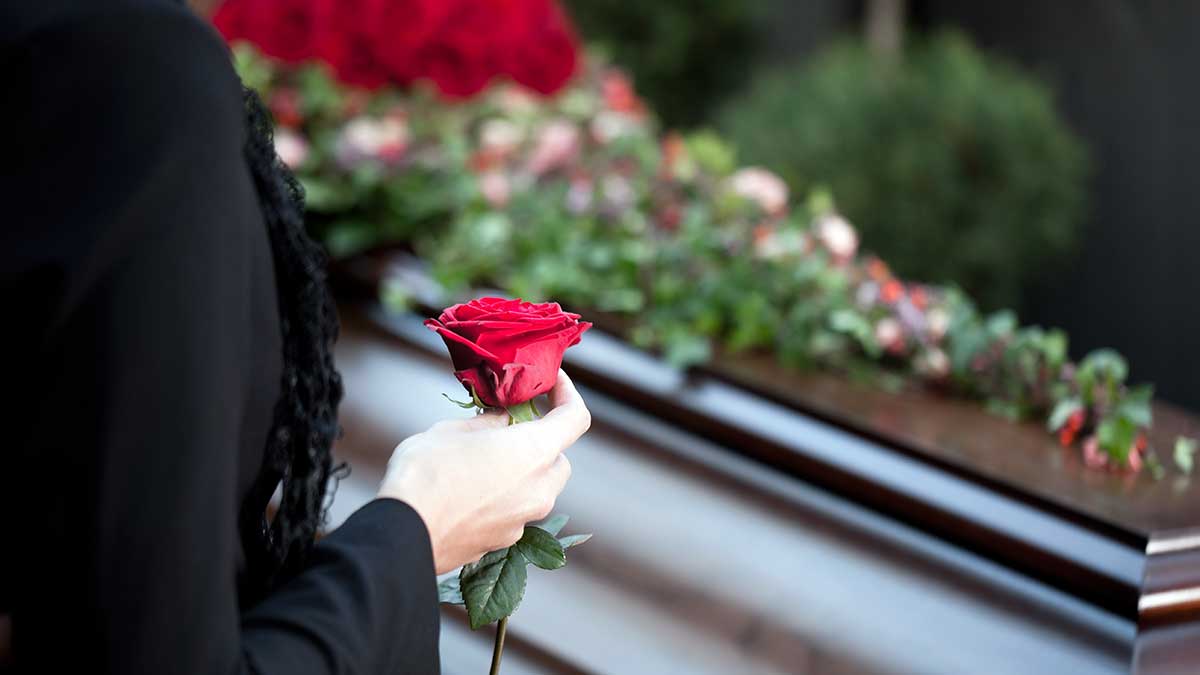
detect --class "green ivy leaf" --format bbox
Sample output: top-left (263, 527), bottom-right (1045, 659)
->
top-left (515, 526), bottom-right (566, 571)
top-left (460, 547), bottom-right (529, 630)
top-left (1097, 416), bottom-right (1137, 462)
top-left (1115, 384), bottom-right (1154, 428)
top-left (1175, 437), bottom-right (1197, 475)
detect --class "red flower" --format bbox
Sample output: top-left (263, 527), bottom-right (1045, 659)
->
top-left (426, 298), bottom-right (591, 408)
top-left (214, 0), bottom-right (318, 63)
top-left (313, 0), bottom-right (390, 89)
top-left (369, 0), bottom-right (456, 85)
top-left (880, 280), bottom-right (905, 305)
top-left (1058, 409), bottom-right (1085, 447)
top-left (500, 0), bottom-right (579, 95)
top-left (268, 88), bottom-right (303, 128)
top-left (601, 70), bottom-right (642, 114)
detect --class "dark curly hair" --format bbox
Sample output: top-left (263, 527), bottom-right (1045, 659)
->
top-left (236, 87), bottom-right (346, 602)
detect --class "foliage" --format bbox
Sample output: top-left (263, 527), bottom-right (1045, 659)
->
top-left (562, 0), bottom-right (766, 127)
top-left (719, 32), bottom-right (1090, 311)
top-left (231, 43), bottom-right (1191, 477)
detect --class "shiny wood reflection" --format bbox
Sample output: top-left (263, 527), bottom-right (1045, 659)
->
top-left (329, 308), bottom-right (1137, 674)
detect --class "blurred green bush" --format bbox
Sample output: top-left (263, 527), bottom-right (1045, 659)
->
top-left (562, 0), bottom-right (764, 128)
top-left (719, 31), bottom-right (1089, 310)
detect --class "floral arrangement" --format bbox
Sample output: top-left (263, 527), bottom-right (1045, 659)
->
top-left (214, 3), bottom-right (1196, 480)
top-left (426, 297), bottom-right (592, 674)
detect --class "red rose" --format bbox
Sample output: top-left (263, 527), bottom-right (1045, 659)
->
top-left (425, 297), bottom-right (591, 408)
top-left (313, 0), bottom-right (390, 88)
top-left (500, 0), bottom-right (579, 95)
top-left (369, 0), bottom-right (455, 85)
top-left (215, 0), bottom-right (318, 63)
top-left (410, 0), bottom-right (514, 98)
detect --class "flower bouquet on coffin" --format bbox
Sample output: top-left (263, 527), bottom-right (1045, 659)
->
top-left (425, 297), bottom-right (592, 674)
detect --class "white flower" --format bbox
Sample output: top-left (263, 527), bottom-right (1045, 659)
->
top-left (815, 213), bottom-right (859, 261)
top-left (874, 317), bottom-right (904, 352)
top-left (479, 118), bottom-right (523, 158)
top-left (926, 307), bottom-right (951, 341)
top-left (336, 115), bottom-right (409, 167)
top-left (729, 167), bottom-right (789, 216)
top-left (916, 348), bottom-right (950, 378)
top-left (479, 170), bottom-right (511, 208)
top-left (274, 128), bottom-right (309, 169)
top-left (590, 111), bottom-right (640, 145)
top-left (526, 120), bottom-right (579, 175)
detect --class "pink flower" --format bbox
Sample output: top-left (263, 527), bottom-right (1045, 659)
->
top-left (480, 170), bottom-right (511, 208)
top-left (1082, 436), bottom-right (1108, 469)
top-left (729, 167), bottom-right (789, 216)
top-left (526, 119), bottom-right (579, 175)
top-left (336, 115), bottom-right (410, 167)
top-left (814, 213), bottom-right (859, 262)
top-left (875, 317), bottom-right (905, 355)
top-left (274, 127), bottom-right (310, 169)
top-left (479, 118), bottom-right (524, 159)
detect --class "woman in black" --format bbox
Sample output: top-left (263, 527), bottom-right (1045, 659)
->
top-left (0, 1), bottom-right (587, 672)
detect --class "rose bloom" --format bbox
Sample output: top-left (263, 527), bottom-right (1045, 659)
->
top-left (1082, 436), bottom-right (1108, 469)
top-left (874, 317), bottom-right (905, 355)
top-left (479, 170), bottom-right (511, 208)
top-left (729, 167), bottom-right (789, 216)
top-left (500, 0), bottom-right (579, 95)
top-left (926, 307), bottom-right (951, 341)
top-left (425, 297), bottom-right (591, 408)
top-left (815, 213), bottom-right (859, 262)
top-left (916, 347), bottom-right (950, 379)
top-left (526, 119), bottom-right (579, 175)
top-left (214, 0), bottom-right (318, 63)
top-left (479, 118), bottom-right (524, 159)
top-left (336, 116), bottom-right (409, 167)
top-left (273, 128), bottom-right (310, 169)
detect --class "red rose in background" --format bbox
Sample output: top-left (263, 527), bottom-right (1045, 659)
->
top-left (501, 0), bottom-right (579, 95)
top-left (425, 297), bottom-right (591, 408)
top-left (215, 0), bottom-right (318, 63)
top-left (314, 0), bottom-right (389, 88)
top-left (369, 0), bottom-right (456, 85)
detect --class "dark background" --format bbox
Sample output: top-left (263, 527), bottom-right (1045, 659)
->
top-left (748, 0), bottom-right (1200, 411)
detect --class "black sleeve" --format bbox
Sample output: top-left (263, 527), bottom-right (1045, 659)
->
top-left (1, 4), bottom-right (438, 673)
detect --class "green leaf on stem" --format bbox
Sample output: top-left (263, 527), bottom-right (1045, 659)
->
top-left (515, 526), bottom-right (566, 571)
top-left (535, 514), bottom-right (570, 536)
top-left (1098, 415), bottom-right (1137, 463)
top-left (557, 533), bottom-right (593, 550)
top-left (1176, 437), bottom-right (1197, 475)
top-left (1115, 384), bottom-right (1154, 428)
top-left (460, 547), bottom-right (529, 630)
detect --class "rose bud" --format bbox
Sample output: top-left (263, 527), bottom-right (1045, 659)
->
top-left (1082, 436), bottom-right (1108, 469)
top-left (814, 213), bottom-right (859, 262)
top-left (273, 128), bottom-right (310, 169)
top-left (425, 297), bottom-right (592, 408)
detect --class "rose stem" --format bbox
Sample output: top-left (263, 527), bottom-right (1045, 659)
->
top-left (489, 617), bottom-right (508, 675)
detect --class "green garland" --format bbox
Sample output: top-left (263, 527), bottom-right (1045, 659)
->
top-left (231, 43), bottom-right (1196, 477)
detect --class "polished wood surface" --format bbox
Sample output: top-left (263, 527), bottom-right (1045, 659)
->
top-left (706, 353), bottom-right (1200, 542)
top-left (329, 306), bottom-right (1141, 674)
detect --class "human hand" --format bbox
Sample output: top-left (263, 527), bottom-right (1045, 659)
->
top-left (377, 370), bottom-right (590, 574)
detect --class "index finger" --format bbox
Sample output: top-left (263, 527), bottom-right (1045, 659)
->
top-left (511, 370), bottom-right (591, 459)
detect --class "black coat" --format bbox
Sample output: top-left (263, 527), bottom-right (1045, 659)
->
top-left (0, 1), bottom-right (439, 672)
